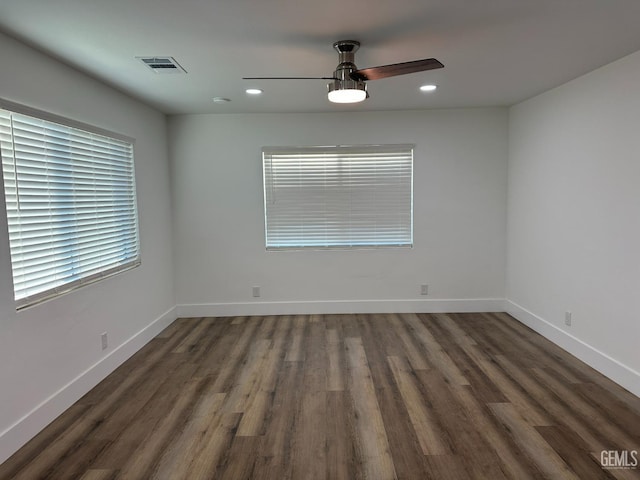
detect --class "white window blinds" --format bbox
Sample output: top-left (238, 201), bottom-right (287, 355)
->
top-left (0, 105), bottom-right (140, 309)
top-left (263, 144), bottom-right (413, 249)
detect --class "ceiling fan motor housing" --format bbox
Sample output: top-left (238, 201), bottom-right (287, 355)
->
top-left (327, 40), bottom-right (368, 98)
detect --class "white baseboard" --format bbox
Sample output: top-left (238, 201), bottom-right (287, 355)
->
top-left (176, 298), bottom-right (506, 318)
top-left (505, 300), bottom-right (640, 398)
top-left (0, 306), bottom-right (177, 465)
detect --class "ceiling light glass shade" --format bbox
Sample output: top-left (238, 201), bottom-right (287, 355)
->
top-left (420, 84), bottom-right (437, 92)
top-left (328, 88), bottom-right (367, 103)
top-left (246, 88), bottom-right (263, 94)
top-left (327, 79), bottom-right (367, 103)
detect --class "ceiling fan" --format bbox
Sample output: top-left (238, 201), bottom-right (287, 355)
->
top-left (243, 40), bottom-right (444, 104)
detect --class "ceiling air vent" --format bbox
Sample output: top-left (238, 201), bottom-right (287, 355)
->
top-left (137, 56), bottom-right (187, 74)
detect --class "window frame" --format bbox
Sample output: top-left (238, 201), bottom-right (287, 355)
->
top-left (0, 98), bottom-right (141, 310)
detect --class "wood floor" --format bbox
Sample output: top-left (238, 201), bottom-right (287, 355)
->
top-left (1, 313), bottom-right (639, 480)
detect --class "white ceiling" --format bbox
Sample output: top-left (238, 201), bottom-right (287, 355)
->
top-left (2, 0), bottom-right (640, 115)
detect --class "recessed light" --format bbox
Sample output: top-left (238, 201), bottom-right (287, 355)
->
top-left (246, 88), bottom-right (263, 95)
top-left (420, 84), bottom-right (437, 92)
top-left (212, 97), bottom-right (231, 103)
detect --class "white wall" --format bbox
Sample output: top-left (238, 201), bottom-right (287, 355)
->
top-left (507, 50), bottom-right (640, 396)
top-left (169, 109), bottom-right (508, 315)
top-left (0, 32), bottom-right (175, 461)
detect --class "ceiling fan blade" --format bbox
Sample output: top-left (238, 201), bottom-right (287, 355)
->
top-left (350, 58), bottom-right (444, 81)
top-left (243, 76), bottom-right (338, 80)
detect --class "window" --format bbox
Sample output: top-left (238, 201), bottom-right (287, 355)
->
top-left (0, 101), bottom-right (140, 309)
top-left (263, 144), bottom-right (413, 249)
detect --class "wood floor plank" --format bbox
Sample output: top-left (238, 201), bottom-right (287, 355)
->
top-left (290, 320), bottom-right (329, 479)
top-left (191, 319), bottom-right (242, 379)
top-left (452, 385), bottom-right (544, 480)
top-left (493, 312), bottom-right (640, 413)
top-left (326, 391), bottom-right (360, 480)
top-left (437, 318), bottom-right (553, 427)
top-left (231, 316), bottom-right (247, 325)
top-left (45, 439), bottom-right (112, 480)
top-left (488, 402), bottom-right (580, 480)
top-left (79, 469), bottom-right (116, 480)
top-left (215, 436), bottom-right (262, 480)
top-left (404, 313), bottom-right (470, 386)
top-left (470, 313), bottom-right (551, 368)
top-left (236, 317), bottom-right (289, 436)
top-left (3, 312), bottom-right (639, 480)
top-left (115, 377), bottom-right (206, 479)
top-left (259, 362), bottom-right (301, 460)
top-left (432, 313), bottom-right (478, 347)
top-left (0, 403), bottom-right (91, 480)
top-left (345, 336), bottom-right (397, 480)
top-left (7, 332), bottom-right (194, 480)
top-left (155, 317), bottom-right (190, 339)
top-left (487, 360), bottom-right (636, 478)
top-left (78, 321), bottom-right (192, 407)
top-left (291, 391), bottom-right (327, 480)
top-left (423, 455), bottom-right (474, 480)
top-left (208, 317), bottom-right (262, 393)
top-left (254, 314), bottom-right (277, 340)
top-left (497, 355), bottom-right (640, 461)
top-left (285, 314), bottom-right (306, 362)
top-left (151, 392), bottom-right (227, 479)
top-left (530, 367), bottom-right (639, 450)
top-left (536, 425), bottom-right (615, 480)
top-left (491, 354), bottom-right (578, 428)
top-left (572, 382), bottom-right (640, 440)
top-left (468, 348), bottom-right (553, 427)
top-left (387, 355), bottom-right (449, 455)
top-left (355, 315), bottom-right (433, 479)
top-left (326, 328), bottom-right (346, 391)
top-left (479, 313), bottom-right (583, 384)
top-left (181, 317), bottom-right (234, 367)
top-left (224, 338), bottom-right (271, 413)
top-left (89, 360), bottom-right (201, 470)
top-left (176, 412), bottom-right (241, 480)
top-left (254, 359), bottom-right (303, 480)
top-left (171, 317), bottom-right (210, 353)
top-left (372, 375), bottom-right (432, 479)
top-left (301, 319), bottom-right (328, 393)
top-left (91, 355), bottom-right (191, 443)
top-left (371, 313), bottom-right (408, 358)
top-left (386, 313), bottom-right (430, 370)
top-left (414, 369), bottom-right (511, 480)
top-left (422, 313), bottom-right (509, 404)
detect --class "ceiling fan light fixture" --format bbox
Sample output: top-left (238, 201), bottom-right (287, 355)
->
top-left (327, 80), bottom-right (367, 104)
top-left (328, 88), bottom-right (367, 103)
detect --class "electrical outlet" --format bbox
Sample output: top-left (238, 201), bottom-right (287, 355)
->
top-left (564, 311), bottom-right (572, 327)
top-left (420, 284), bottom-right (429, 296)
top-left (101, 332), bottom-right (108, 350)
top-left (252, 286), bottom-right (261, 298)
